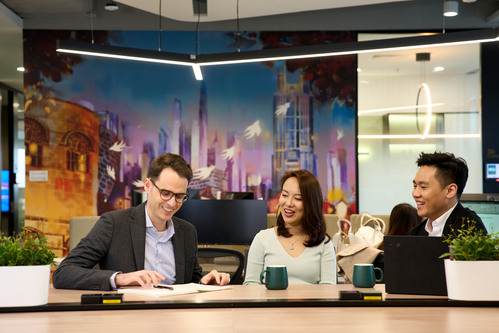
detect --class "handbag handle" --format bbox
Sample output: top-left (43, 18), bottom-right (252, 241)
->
top-left (336, 218), bottom-right (351, 236)
top-left (333, 219), bottom-right (352, 252)
top-left (358, 212), bottom-right (386, 234)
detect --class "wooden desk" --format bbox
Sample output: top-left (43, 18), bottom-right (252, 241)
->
top-left (1, 285), bottom-right (498, 332)
top-left (47, 283), bottom-right (447, 303)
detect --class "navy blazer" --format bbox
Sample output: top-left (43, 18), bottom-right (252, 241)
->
top-left (53, 202), bottom-right (203, 291)
top-left (407, 202), bottom-right (487, 236)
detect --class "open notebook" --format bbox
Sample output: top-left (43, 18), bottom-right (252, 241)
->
top-left (118, 283), bottom-right (232, 297)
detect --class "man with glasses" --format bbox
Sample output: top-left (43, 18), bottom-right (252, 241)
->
top-left (53, 153), bottom-right (230, 290)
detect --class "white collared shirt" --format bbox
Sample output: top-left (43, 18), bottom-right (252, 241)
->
top-left (425, 202), bottom-right (458, 236)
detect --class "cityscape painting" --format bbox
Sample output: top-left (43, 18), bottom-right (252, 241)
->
top-left (23, 30), bottom-right (357, 255)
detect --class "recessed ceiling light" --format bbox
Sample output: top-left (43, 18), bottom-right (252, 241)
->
top-left (443, 1), bottom-right (458, 17)
top-left (433, 66), bottom-right (445, 72)
top-left (105, 1), bottom-right (119, 11)
top-left (17, 67), bottom-right (25, 72)
top-left (357, 68), bottom-right (362, 72)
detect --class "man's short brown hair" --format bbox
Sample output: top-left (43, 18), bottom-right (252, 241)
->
top-left (147, 153), bottom-right (193, 183)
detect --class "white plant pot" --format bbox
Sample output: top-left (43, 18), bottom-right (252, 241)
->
top-left (444, 259), bottom-right (499, 301)
top-left (0, 264), bottom-right (51, 307)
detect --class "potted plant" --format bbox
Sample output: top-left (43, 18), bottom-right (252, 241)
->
top-left (0, 228), bottom-right (56, 307)
top-left (440, 219), bottom-right (499, 301)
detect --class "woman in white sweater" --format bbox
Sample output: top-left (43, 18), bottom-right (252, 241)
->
top-left (244, 170), bottom-right (337, 285)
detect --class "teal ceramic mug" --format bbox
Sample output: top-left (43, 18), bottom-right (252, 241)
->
top-left (260, 265), bottom-right (288, 290)
top-left (352, 263), bottom-right (383, 288)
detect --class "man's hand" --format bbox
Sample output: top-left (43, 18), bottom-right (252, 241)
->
top-left (200, 270), bottom-right (231, 286)
top-left (115, 270), bottom-right (165, 288)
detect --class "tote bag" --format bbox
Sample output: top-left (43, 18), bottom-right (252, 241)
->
top-left (332, 219), bottom-right (364, 252)
top-left (354, 213), bottom-right (386, 247)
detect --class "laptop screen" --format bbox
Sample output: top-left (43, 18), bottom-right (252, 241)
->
top-left (384, 235), bottom-right (449, 296)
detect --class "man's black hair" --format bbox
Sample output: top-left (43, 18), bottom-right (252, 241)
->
top-left (416, 151), bottom-right (468, 199)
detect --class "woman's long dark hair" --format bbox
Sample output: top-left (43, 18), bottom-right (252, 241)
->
top-left (276, 170), bottom-right (329, 247)
top-left (387, 203), bottom-right (423, 236)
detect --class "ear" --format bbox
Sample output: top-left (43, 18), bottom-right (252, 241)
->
top-left (144, 178), bottom-right (152, 192)
top-left (446, 183), bottom-right (458, 199)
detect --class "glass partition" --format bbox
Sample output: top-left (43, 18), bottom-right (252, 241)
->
top-left (358, 34), bottom-right (481, 214)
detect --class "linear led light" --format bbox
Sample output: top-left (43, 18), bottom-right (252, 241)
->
top-left (56, 40), bottom-right (195, 66)
top-left (56, 28), bottom-right (499, 69)
top-left (358, 103), bottom-right (444, 115)
top-left (420, 83), bottom-right (432, 137)
top-left (194, 28), bottom-right (499, 67)
top-left (192, 64), bottom-right (203, 80)
top-left (358, 134), bottom-right (480, 139)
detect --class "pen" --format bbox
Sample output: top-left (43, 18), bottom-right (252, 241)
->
top-left (154, 285), bottom-right (174, 290)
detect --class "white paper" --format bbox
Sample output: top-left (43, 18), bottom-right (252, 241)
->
top-left (118, 283), bottom-right (232, 298)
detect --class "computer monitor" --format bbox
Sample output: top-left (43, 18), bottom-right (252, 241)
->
top-left (188, 189), bottom-right (201, 199)
top-left (484, 163), bottom-right (499, 182)
top-left (131, 190), bottom-right (147, 207)
top-left (224, 192), bottom-right (254, 200)
top-left (175, 199), bottom-right (267, 245)
top-left (1, 171), bottom-right (9, 212)
top-left (460, 200), bottom-right (499, 234)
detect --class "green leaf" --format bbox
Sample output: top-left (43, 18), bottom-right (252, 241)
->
top-left (441, 218), bottom-right (499, 261)
top-left (0, 229), bottom-right (56, 266)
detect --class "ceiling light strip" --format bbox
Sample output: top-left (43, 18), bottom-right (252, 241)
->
top-left (420, 83), bottom-right (432, 137)
top-left (56, 28), bottom-right (499, 68)
top-left (358, 103), bottom-right (444, 115)
top-left (192, 64), bottom-right (203, 80)
top-left (358, 134), bottom-right (480, 139)
top-left (196, 39), bottom-right (499, 66)
top-left (56, 40), bottom-right (195, 66)
top-left (195, 28), bottom-right (499, 66)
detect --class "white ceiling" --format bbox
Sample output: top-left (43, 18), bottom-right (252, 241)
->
top-left (117, 0), bottom-right (412, 22)
top-left (0, 0), bottom-right (498, 92)
top-left (358, 33), bottom-right (479, 77)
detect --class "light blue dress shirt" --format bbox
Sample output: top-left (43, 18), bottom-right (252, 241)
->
top-left (109, 207), bottom-right (177, 289)
top-left (144, 207), bottom-right (177, 285)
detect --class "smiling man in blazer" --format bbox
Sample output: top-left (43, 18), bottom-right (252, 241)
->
top-left (53, 153), bottom-right (230, 291)
top-left (408, 152), bottom-right (487, 237)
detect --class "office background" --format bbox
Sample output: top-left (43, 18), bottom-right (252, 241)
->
top-left (1, 1), bottom-right (499, 249)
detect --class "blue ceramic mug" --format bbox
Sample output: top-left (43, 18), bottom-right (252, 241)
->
top-left (352, 263), bottom-right (383, 288)
top-left (260, 265), bottom-right (288, 290)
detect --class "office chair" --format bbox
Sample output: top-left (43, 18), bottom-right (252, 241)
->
top-left (197, 248), bottom-right (245, 285)
top-left (69, 216), bottom-right (100, 251)
top-left (67, 216), bottom-right (100, 269)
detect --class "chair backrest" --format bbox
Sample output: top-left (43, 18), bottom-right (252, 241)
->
top-left (268, 213), bottom-right (340, 233)
top-left (267, 213), bottom-right (277, 228)
top-left (197, 248), bottom-right (245, 285)
top-left (349, 214), bottom-right (390, 234)
top-left (324, 214), bottom-right (340, 236)
top-left (69, 216), bottom-right (100, 251)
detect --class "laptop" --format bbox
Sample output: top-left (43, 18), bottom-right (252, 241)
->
top-left (384, 236), bottom-right (449, 296)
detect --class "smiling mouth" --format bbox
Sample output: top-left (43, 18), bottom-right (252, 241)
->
top-left (162, 206), bottom-right (174, 212)
top-left (283, 209), bottom-right (294, 216)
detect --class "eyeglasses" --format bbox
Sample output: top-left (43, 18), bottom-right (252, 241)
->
top-left (150, 180), bottom-right (190, 203)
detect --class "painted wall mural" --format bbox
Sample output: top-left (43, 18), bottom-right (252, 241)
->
top-left (23, 30), bottom-right (357, 255)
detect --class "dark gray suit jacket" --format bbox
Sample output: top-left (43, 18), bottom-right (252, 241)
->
top-left (407, 202), bottom-right (487, 236)
top-left (53, 202), bottom-right (203, 290)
